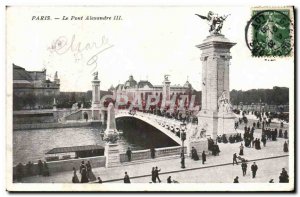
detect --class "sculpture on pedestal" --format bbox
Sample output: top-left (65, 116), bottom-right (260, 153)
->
top-left (195, 12), bottom-right (236, 139)
top-left (195, 11), bottom-right (229, 35)
top-left (218, 91), bottom-right (233, 113)
top-left (93, 71), bottom-right (99, 80)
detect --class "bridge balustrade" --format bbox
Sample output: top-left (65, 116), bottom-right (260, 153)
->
top-left (119, 146), bottom-right (187, 163)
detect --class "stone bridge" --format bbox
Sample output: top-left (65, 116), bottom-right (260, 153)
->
top-left (115, 110), bottom-right (190, 145)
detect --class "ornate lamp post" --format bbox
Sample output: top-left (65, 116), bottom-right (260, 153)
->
top-left (180, 122), bottom-right (187, 169)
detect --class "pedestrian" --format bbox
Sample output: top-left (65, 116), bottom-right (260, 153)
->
top-left (202, 150), bottom-right (206, 164)
top-left (151, 167), bottom-right (156, 183)
top-left (86, 161), bottom-right (96, 181)
top-left (80, 161), bottom-right (85, 174)
top-left (283, 141), bottom-right (288, 152)
top-left (37, 160), bottom-right (43, 175)
top-left (126, 147), bottom-right (132, 162)
top-left (16, 163), bottom-right (24, 181)
top-left (251, 162), bottom-right (258, 178)
top-left (25, 161), bottom-right (33, 176)
top-left (233, 153), bottom-right (238, 165)
top-left (241, 160), bottom-right (247, 176)
top-left (262, 135), bottom-right (267, 147)
top-left (150, 147), bottom-right (156, 159)
top-left (167, 176), bottom-right (172, 183)
top-left (42, 161), bottom-right (50, 176)
top-left (154, 167), bottom-right (161, 183)
top-left (124, 172), bottom-right (131, 183)
top-left (239, 143), bottom-right (244, 156)
top-left (72, 167), bottom-right (79, 183)
top-left (280, 168), bottom-right (289, 183)
top-left (191, 147), bottom-right (199, 161)
top-left (97, 176), bottom-right (103, 183)
top-left (284, 130), bottom-right (288, 139)
top-left (80, 167), bottom-right (89, 183)
top-left (233, 176), bottom-right (239, 183)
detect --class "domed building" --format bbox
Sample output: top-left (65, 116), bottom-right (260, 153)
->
top-left (112, 75), bottom-right (193, 105)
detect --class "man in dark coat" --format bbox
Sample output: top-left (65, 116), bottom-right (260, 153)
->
top-left (126, 147), bottom-right (132, 162)
top-left (251, 162), bottom-right (258, 178)
top-left (151, 167), bottom-right (156, 183)
top-left (150, 147), bottom-right (156, 159)
top-left (284, 130), bottom-right (288, 139)
top-left (154, 167), bottom-right (161, 183)
top-left (124, 172), bottom-right (131, 183)
top-left (283, 141), bottom-right (288, 152)
top-left (241, 161), bottom-right (247, 176)
top-left (202, 151), bottom-right (206, 164)
top-left (233, 153), bottom-right (238, 165)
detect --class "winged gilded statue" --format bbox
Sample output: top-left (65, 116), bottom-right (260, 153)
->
top-left (195, 11), bottom-right (230, 34)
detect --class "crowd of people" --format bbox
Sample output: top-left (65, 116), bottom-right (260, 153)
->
top-left (72, 160), bottom-right (96, 183)
top-left (15, 160), bottom-right (49, 181)
top-left (191, 147), bottom-right (206, 164)
top-left (208, 137), bottom-right (220, 156)
top-left (234, 164), bottom-right (289, 183)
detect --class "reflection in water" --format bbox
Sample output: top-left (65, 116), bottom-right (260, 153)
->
top-left (13, 117), bottom-right (178, 165)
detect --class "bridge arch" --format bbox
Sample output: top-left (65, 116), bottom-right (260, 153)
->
top-left (115, 112), bottom-right (182, 145)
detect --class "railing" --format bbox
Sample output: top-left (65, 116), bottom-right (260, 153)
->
top-left (119, 146), bottom-right (187, 163)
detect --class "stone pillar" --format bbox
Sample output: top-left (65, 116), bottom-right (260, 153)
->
top-left (104, 103), bottom-right (120, 168)
top-left (52, 98), bottom-right (57, 111)
top-left (162, 75), bottom-right (171, 107)
top-left (91, 74), bottom-right (101, 120)
top-left (196, 34), bottom-right (236, 140)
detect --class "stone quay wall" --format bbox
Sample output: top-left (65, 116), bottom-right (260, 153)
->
top-left (13, 121), bottom-right (101, 130)
top-left (13, 156), bottom-right (106, 178)
top-left (120, 146), bottom-right (187, 163)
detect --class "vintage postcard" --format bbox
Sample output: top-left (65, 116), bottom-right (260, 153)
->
top-left (6, 5), bottom-right (295, 192)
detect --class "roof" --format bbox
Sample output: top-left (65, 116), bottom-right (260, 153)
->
top-left (46, 145), bottom-right (104, 154)
top-left (115, 84), bottom-right (124, 90)
top-left (13, 64), bottom-right (33, 81)
top-left (124, 75), bottom-right (137, 88)
top-left (137, 80), bottom-right (153, 88)
top-left (183, 80), bottom-right (192, 89)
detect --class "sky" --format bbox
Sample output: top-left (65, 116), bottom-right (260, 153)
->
top-left (6, 6), bottom-right (294, 92)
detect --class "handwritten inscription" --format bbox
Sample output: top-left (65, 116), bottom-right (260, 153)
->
top-left (48, 34), bottom-right (114, 73)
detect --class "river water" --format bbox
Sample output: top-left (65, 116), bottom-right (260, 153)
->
top-left (13, 117), bottom-right (178, 165)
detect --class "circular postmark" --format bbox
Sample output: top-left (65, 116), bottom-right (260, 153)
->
top-left (245, 10), bottom-right (293, 57)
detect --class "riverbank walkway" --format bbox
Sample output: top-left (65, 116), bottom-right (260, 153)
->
top-left (20, 135), bottom-right (290, 183)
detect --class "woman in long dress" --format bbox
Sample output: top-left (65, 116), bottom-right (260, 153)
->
top-left (72, 167), bottom-right (79, 183)
top-left (81, 167), bottom-right (89, 183)
top-left (86, 161), bottom-right (96, 182)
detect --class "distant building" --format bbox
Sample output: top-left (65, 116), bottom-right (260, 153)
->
top-left (13, 63), bottom-right (60, 109)
top-left (112, 75), bottom-right (194, 104)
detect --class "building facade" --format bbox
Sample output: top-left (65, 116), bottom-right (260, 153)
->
top-left (111, 75), bottom-right (194, 107)
top-left (13, 63), bottom-right (60, 109)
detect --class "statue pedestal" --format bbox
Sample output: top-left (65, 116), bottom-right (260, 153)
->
top-left (188, 138), bottom-right (208, 157)
top-left (217, 112), bottom-right (237, 136)
top-left (197, 110), bottom-right (219, 140)
top-left (196, 34), bottom-right (236, 140)
top-left (105, 143), bottom-right (121, 168)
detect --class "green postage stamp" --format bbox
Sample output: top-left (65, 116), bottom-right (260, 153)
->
top-left (246, 7), bottom-right (294, 57)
